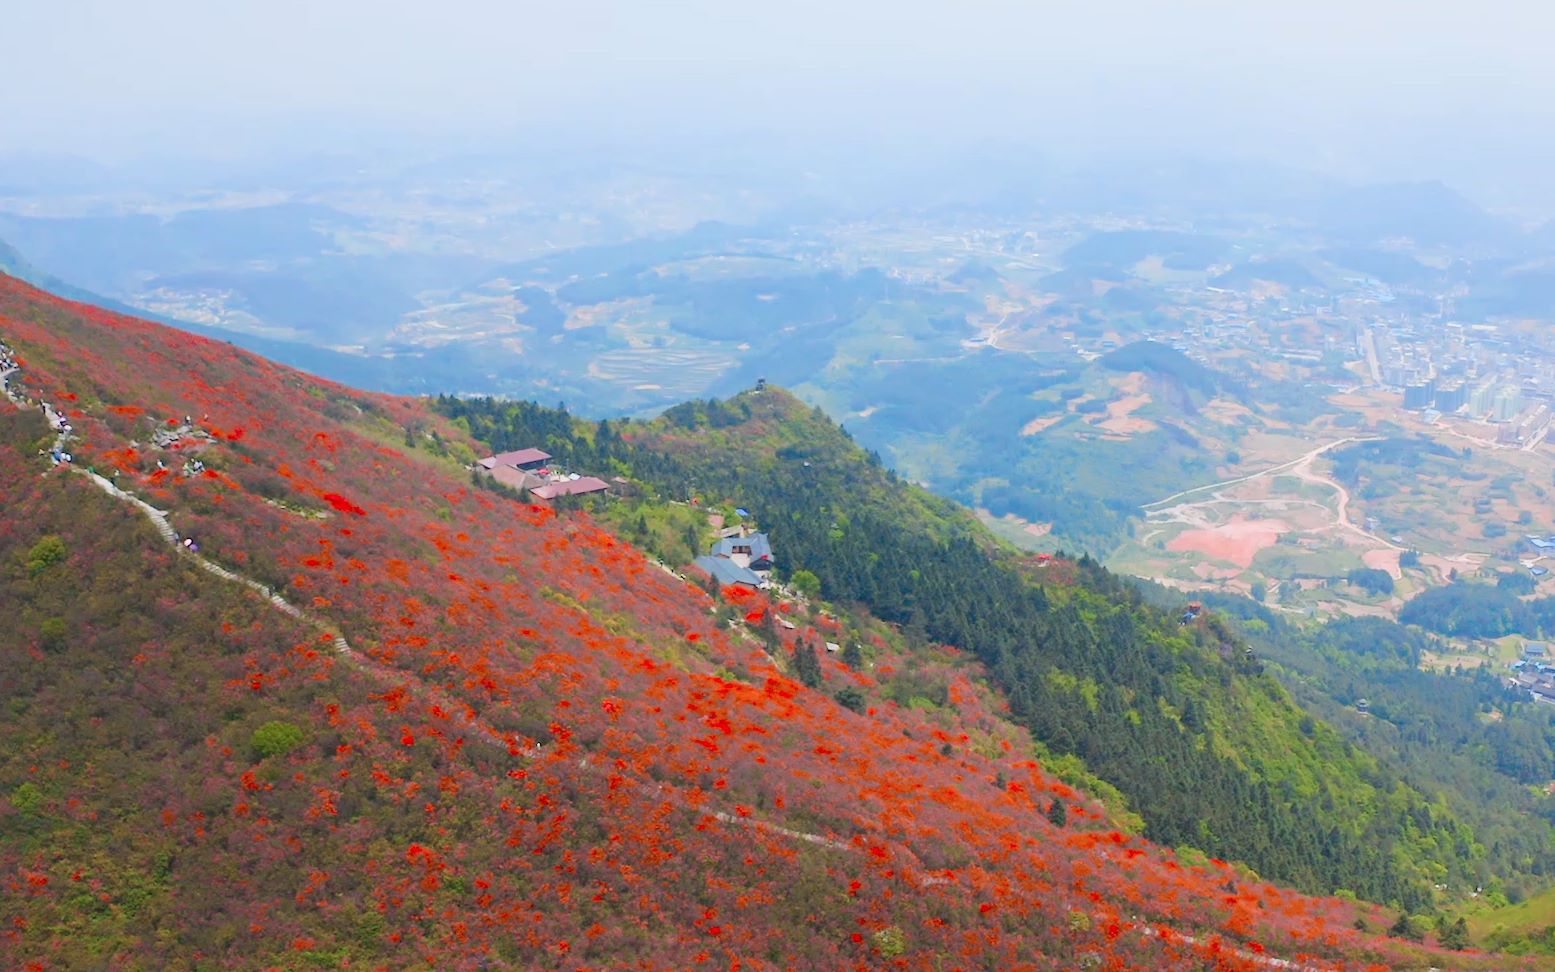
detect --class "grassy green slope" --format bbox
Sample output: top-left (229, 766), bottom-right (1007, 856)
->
top-left (1470, 884), bottom-right (1555, 955)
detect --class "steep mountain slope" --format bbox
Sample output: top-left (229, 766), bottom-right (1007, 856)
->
top-left (0, 272), bottom-right (1517, 969)
top-left (441, 389), bottom-right (1511, 914)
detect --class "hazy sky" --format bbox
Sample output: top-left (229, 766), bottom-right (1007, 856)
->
top-left (6, 0), bottom-right (1553, 205)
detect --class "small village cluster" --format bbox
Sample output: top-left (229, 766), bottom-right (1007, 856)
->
top-left (1521, 535), bottom-right (1555, 577)
top-left (476, 448), bottom-right (611, 501)
top-left (474, 446), bottom-right (784, 592)
top-left (1509, 641), bottom-right (1555, 705)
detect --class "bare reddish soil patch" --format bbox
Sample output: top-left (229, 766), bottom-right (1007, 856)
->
top-left (1021, 414), bottom-right (1063, 436)
top-left (1097, 393), bottom-right (1155, 435)
top-left (1362, 548), bottom-right (1402, 578)
top-left (1167, 517), bottom-right (1288, 568)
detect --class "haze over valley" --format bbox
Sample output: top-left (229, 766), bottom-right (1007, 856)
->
top-left (10, 150), bottom-right (1555, 634)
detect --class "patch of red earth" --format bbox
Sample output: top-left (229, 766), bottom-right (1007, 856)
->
top-left (1167, 518), bottom-right (1288, 568)
top-left (1363, 547), bottom-right (1402, 578)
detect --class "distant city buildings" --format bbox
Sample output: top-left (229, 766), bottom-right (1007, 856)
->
top-left (1403, 380), bottom-right (1435, 410)
top-left (1467, 381), bottom-right (1497, 418)
top-left (1433, 381), bottom-right (1467, 413)
top-left (1493, 387), bottom-right (1524, 423)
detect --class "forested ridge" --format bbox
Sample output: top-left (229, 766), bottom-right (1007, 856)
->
top-left (1198, 595), bottom-right (1555, 906)
top-left (440, 387), bottom-right (1495, 911)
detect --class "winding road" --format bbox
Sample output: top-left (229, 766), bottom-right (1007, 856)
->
top-left (1144, 437), bottom-right (1377, 511)
top-left (1140, 435), bottom-right (1407, 567)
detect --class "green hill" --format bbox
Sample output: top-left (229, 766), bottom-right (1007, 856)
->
top-left (440, 386), bottom-right (1505, 911)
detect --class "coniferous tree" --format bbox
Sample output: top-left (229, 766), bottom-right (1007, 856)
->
top-left (1437, 916), bottom-right (1469, 950)
top-left (793, 639), bottom-right (823, 689)
top-left (1047, 799), bottom-right (1067, 828)
top-left (840, 641), bottom-right (864, 671)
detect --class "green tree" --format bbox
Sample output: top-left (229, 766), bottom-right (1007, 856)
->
top-left (11, 782), bottom-right (43, 814)
top-left (1388, 912), bottom-right (1421, 942)
top-left (1047, 799), bottom-right (1068, 828)
top-left (790, 568), bottom-right (822, 600)
top-left (841, 642), bottom-right (864, 670)
top-left (872, 926), bottom-right (906, 958)
top-left (1498, 570), bottom-right (1537, 595)
top-left (38, 617), bottom-right (67, 651)
top-left (792, 639), bottom-right (823, 689)
top-left (26, 535), bottom-right (66, 576)
top-left (834, 688), bottom-right (865, 713)
top-left (1437, 915), bottom-right (1469, 950)
top-left (1346, 567), bottom-right (1394, 597)
top-left (251, 720), bottom-right (307, 759)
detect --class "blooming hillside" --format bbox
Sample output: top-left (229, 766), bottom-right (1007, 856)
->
top-left (0, 273), bottom-right (1518, 969)
top-left (443, 387), bottom-right (1505, 912)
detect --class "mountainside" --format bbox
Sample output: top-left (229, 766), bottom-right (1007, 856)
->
top-left (1197, 599), bottom-right (1555, 908)
top-left (439, 388), bottom-right (1531, 914)
top-left (0, 272), bottom-right (1526, 969)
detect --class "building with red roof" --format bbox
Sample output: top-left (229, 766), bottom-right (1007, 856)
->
top-left (529, 476), bottom-right (610, 501)
top-left (478, 447), bottom-right (552, 471)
